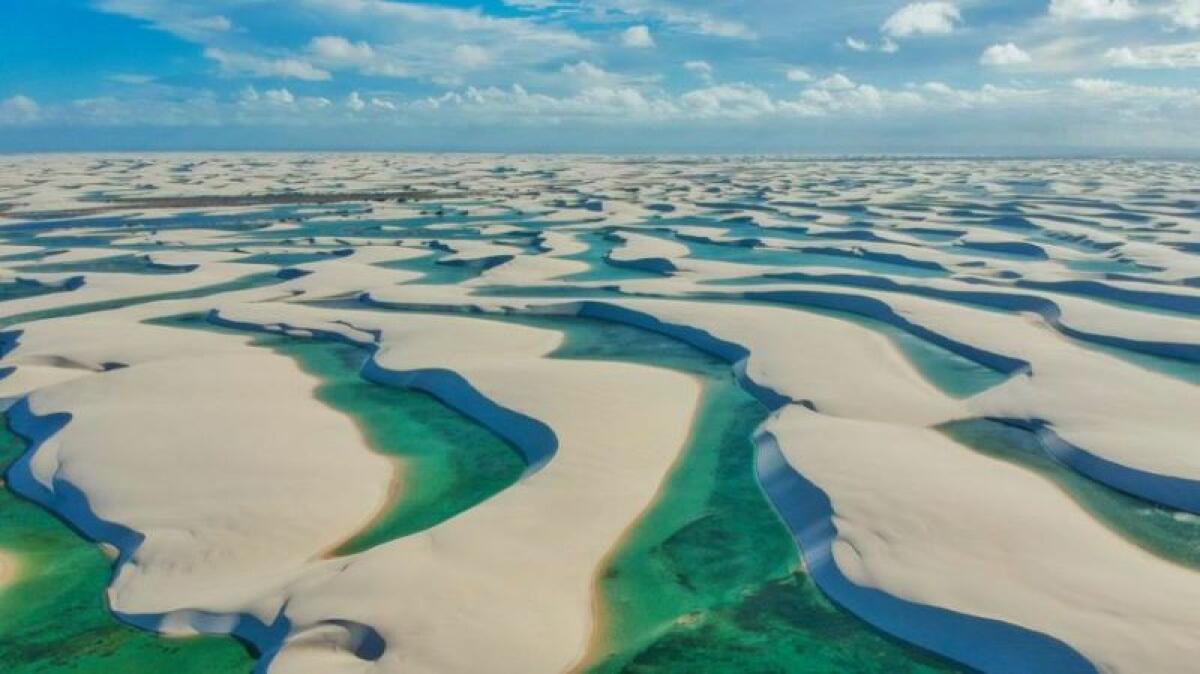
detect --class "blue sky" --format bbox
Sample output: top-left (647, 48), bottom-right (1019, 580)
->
top-left (2, 0), bottom-right (1199, 153)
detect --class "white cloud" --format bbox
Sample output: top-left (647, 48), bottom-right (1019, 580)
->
top-left (981, 43), bottom-right (1033, 66)
top-left (0, 95), bottom-right (40, 124)
top-left (681, 84), bottom-right (776, 119)
top-left (412, 82), bottom-right (677, 121)
top-left (563, 60), bottom-right (611, 81)
top-left (98, 0), bottom-right (590, 85)
top-left (1106, 41), bottom-right (1200, 67)
top-left (205, 48), bottom-right (332, 81)
top-left (371, 97), bottom-right (398, 111)
top-left (816, 74), bottom-right (857, 91)
top-left (452, 45), bottom-right (492, 69)
top-left (882, 2), bottom-right (962, 38)
top-left (786, 67), bottom-right (813, 82)
top-left (307, 36), bottom-right (409, 77)
top-left (684, 60), bottom-right (714, 79)
top-left (1165, 0), bottom-right (1200, 28)
top-left (309, 36), bottom-right (375, 64)
top-left (95, 2), bottom-right (233, 40)
top-left (1048, 0), bottom-right (1139, 21)
top-left (881, 37), bottom-right (901, 53)
top-left (185, 15), bottom-right (232, 32)
top-left (622, 25), bottom-right (656, 48)
top-left (20, 72), bottom-right (1200, 148)
top-left (1068, 77), bottom-right (1200, 115)
top-left (577, 2), bottom-right (754, 40)
top-left (846, 36), bottom-right (870, 51)
top-left (264, 88), bottom-right (296, 105)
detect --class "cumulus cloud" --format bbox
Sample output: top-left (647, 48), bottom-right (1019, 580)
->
top-left (307, 36), bottom-right (410, 77)
top-left (1048, 0), bottom-right (1139, 21)
top-left (882, 2), bottom-right (962, 38)
top-left (264, 88), bottom-right (296, 105)
top-left (1068, 77), bottom-right (1200, 117)
top-left (411, 82), bottom-right (675, 121)
top-left (622, 25), bottom-right (655, 48)
top-left (681, 84), bottom-right (775, 118)
top-left (574, 2), bottom-right (754, 40)
top-left (786, 67), bottom-right (813, 82)
top-left (205, 47), bottom-right (331, 81)
top-left (684, 60), bottom-right (714, 82)
top-left (371, 97), bottom-right (398, 111)
top-left (346, 91), bottom-right (367, 111)
top-left (1165, 0), bottom-right (1200, 28)
top-left (309, 36), bottom-right (375, 64)
top-left (563, 60), bottom-right (610, 81)
top-left (0, 95), bottom-right (41, 124)
top-left (846, 36), bottom-right (870, 51)
top-left (981, 43), bottom-right (1033, 66)
top-left (98, 0), bottom-right (590, 85)
top-left (1106, 41), bottom-right (1200, 67)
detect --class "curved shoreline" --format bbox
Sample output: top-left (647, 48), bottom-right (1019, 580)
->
top-left (3, 398), bottom-right (278, 661)
top-left (565, 302), bottom-right (1096, 673)
top-left (763, 272), bottom-right (1200, 363)
top-left (754, 431), bottom-right (1096, 674)
top-left (355, 298), bottom-right (1095, 674)
top-left (1000, 417), bottom-right (1200, 515)
top-left (208, 310), bottom-right (559, 472)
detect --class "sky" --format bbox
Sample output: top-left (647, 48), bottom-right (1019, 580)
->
top-left (1, 0), bottom-right (1199, 154)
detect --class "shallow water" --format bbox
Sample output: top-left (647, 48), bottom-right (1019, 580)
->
top-left (3, 156), bottom-right (1198, 673)
top-left (0, 281), bottom-right (68, 304)
top-left (155, 314), bottom-right (526, 556)
top-left (13, 255), bottom-right (194, 276)
top-left (0, 272), bottom-right (281, 330)
top-left (494, 315), bottom-right (963, 674)
top-left (0, 418), bottom-right (255, 674)
top-left (943, 419), bottom-right (1200, 570)
top-left (378, 252), bottom-right (509, 286)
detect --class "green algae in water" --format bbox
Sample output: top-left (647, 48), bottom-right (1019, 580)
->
top-left (0, 418), bottom-right (255, 674)
top-left (493, 315), bottom-right (963, 674)
top-left (154, 314), bottom-right (526, 556)
top-left (943, 419), bottom-right (1200, 570)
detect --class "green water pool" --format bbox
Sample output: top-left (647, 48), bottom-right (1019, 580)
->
top-left (0, 420), bottom-right (255, 674)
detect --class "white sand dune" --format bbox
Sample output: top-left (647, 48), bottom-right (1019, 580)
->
top-left (1, 154), bottom-right (1199, 674)
top-left (767, 407), bottom-right (1200, 673)
top-left (6, 317), bottom-right (393, 621)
